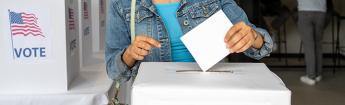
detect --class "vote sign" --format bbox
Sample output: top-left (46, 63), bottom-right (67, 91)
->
top-left (8, 10), bottom-right (50, 60)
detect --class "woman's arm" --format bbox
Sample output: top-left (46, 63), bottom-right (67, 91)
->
top-left (221, 0), bottom-right (273, 60)
top-left (105, 0), bottom-right (134, 83)
top-left (105, 0), bottom-right (161, 84)
top-left (252, 30), bottom-right (264, 49)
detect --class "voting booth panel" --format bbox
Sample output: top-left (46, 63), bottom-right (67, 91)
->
top-left (91, 0), bottom-right (107, 53)
top-left (132, 62), bottom-right (291, 105)
top-left (78, 0), bottom-right (93, 67)
top-left (0, 0), bottom-right (80, 93)
top-left (99, 0), bottom-right (106, 51)
top-left (99, 0), bottom-right (105, 50)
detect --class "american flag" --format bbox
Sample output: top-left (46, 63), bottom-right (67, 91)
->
top-left (9, 10), bottom-right (44, 37)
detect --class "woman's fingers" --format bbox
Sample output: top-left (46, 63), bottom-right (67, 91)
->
top-left (130, 42), bottom-right (150, 60)
top-left (130, 50), bottom-right (144, 60)
top-left (135, 46), bottom-right (149, 56)
top-left (123, 35), bottom-right (161, 67)
top-left (225, 21), bottom-right (256, 53)
top-left (128, 43), bottom-right (146, 60)
top-left (237, 39), bottom-right (254, 53)
top-left (135, 41), bottom-right (152, 51)
top-left (136, 36), bottom-right (161, 48)
top-left (228, 33), bottom-right (250, 53)
top-left (225, 22), bottom-right (242, 42)
top-left (226, 29), bottom-right (248, 49)
top-left (128, 35), bottom-right (161, 61)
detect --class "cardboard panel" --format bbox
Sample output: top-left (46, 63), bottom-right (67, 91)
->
top-left (78, 0), bottom-right (93, 67)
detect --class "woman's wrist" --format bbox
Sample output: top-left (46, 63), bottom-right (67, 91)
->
top-left (251, 30), bottom-right (264, 49)
top-left (122, 49), bottom-right (136, 68)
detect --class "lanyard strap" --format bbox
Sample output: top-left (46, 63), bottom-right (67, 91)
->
top-left (130, 0), bottom-right (136, 43)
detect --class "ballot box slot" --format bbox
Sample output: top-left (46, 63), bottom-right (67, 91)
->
top-left (175, 70), bottom-right (235, 73)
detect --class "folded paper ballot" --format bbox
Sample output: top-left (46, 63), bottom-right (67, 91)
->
top-left (181, 10), bottom-right (233, 71)
top-left (132, 62), bottom-right (291, 105)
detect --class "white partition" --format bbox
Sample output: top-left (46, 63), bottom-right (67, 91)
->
top-left (91, 0), bottom-right (107, 53)
top-left (78, 0), bottom-right (93, 67)
top-left (99, 0), bottom-right (107, 51)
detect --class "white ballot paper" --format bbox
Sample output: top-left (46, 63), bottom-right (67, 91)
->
top-left (181, 10), bottom-right (232, 71)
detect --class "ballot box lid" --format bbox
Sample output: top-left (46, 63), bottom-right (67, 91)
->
top-left (132, 62), bottom-right (291, 105)
top-left (133, 62), bottom-right (289, 91)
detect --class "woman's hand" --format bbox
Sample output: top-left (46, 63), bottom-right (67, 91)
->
top-left (122, 36), bottom-right (161, 68)
top-left (224, 21), bottom-right (263, 53)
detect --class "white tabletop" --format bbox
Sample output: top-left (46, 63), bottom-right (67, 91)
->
top-left (0, 53), bottom-right (115, 105)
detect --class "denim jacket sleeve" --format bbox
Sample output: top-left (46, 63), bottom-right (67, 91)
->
top-left (105, 0), bottom-right (139, 83)
top-left (221, 0), bottom-right (273, 60)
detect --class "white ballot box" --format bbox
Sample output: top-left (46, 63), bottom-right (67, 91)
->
top-left (0, 0), bottom-right (80, 93)
top-left (132, 62), bottom-right (291, 105)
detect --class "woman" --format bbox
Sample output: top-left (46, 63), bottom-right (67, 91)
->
top-left (106, 0), bottom-right (273, 83)
top-left (298, 0), bottom-right (327, 85)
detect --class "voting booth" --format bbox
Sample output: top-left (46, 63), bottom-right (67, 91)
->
top-left (132, 62), bottom-right (291, 105)
top-left (0, 0), bottom-right (80, 93)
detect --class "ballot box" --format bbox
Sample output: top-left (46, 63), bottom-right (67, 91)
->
top-left (0, 0), bottom-right (80, 93)
top-left (132, 62), bottom-right (291, 105)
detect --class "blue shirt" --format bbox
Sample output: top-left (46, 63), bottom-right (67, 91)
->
top-left (155, 2), bottom-right (195, 62)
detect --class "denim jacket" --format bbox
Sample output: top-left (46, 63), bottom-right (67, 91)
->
top-left (106, 0), bottom-right (273, 83)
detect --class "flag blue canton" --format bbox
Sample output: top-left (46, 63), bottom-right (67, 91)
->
top-left (10, 12), bottom-right (23, 24)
